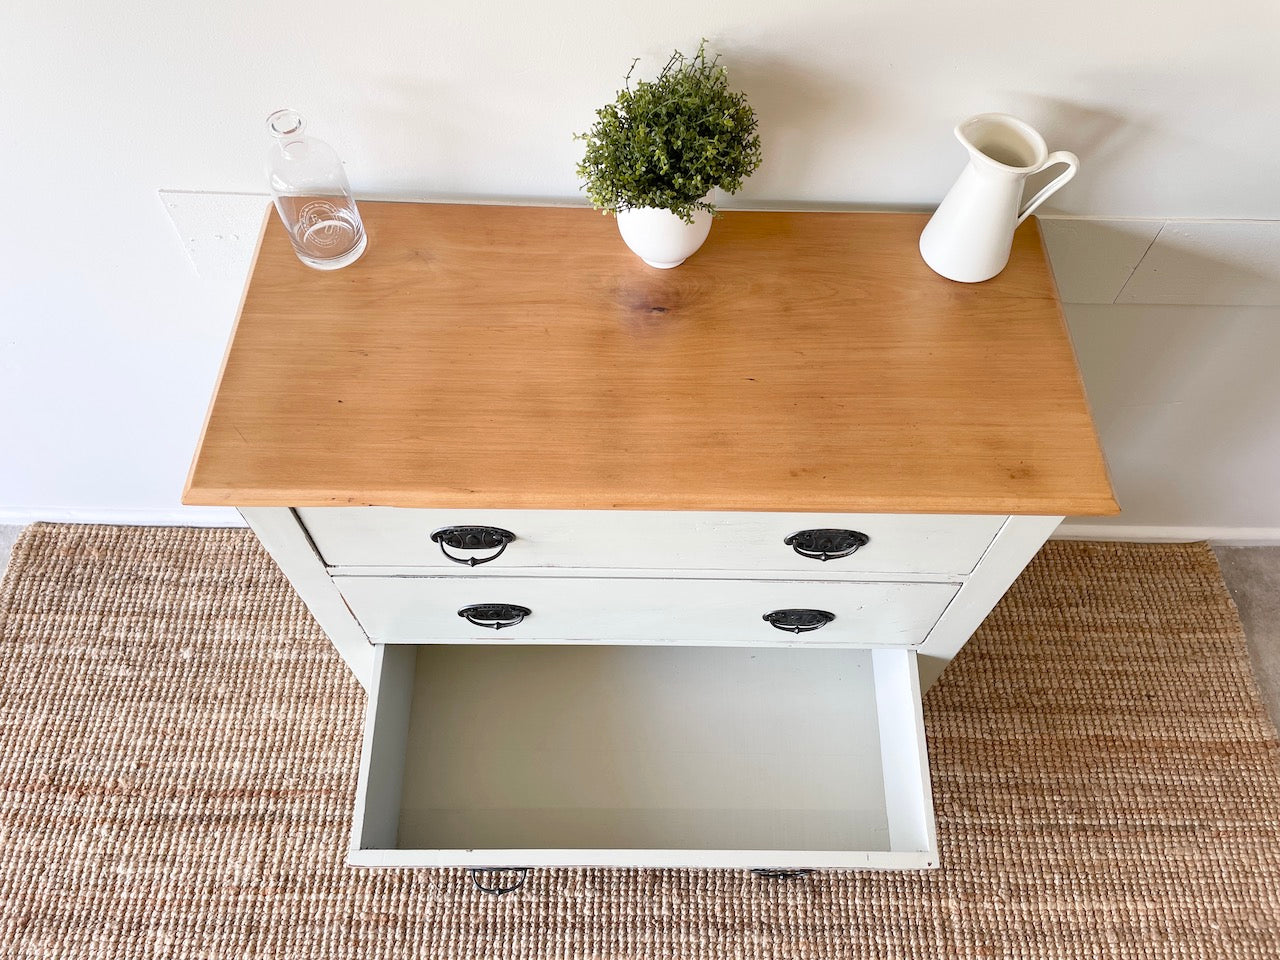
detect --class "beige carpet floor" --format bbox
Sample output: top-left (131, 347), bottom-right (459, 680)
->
top-left (0, 525), bottom-right (1278, 959)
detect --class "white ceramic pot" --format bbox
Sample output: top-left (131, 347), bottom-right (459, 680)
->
top-left (615, 206), bottom-right (713, 269)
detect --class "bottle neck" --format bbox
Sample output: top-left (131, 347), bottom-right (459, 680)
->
top-left (267, 108), bottom-right (305, 140)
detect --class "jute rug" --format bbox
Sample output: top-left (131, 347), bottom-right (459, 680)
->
top-left (0, 526), bottom-right (1277, 959)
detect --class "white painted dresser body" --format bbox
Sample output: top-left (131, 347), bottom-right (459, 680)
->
top-left (242, 506), bottom-right (1061, 871)
top-left (184, 204), bottom-right (1116, 880)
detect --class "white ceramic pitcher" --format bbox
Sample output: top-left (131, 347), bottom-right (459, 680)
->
top-left (919, 114), bottom-right (1078, 283)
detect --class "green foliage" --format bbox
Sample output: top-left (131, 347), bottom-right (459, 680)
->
top-left (576, 42), bottom-right (763, 223)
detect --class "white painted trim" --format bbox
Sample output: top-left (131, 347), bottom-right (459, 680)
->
top-left (0, 508), bottom-right (1274, 547)
top-left (327, 564), bottom-right (967, 583)
top-left (916, 515), bottom-right (1062, 690)
top-left (350, 645), bottom-right (937, 870)
top-left (351, 645), bottom-right (413, 854)
top-left (1040, 215), bottom-right (1280, 224)
top-left (1055, 524), bottom-right (1280, 545)
top-left (874, 648), bottom-right (936, 859)
top-left (0, 507), bottom-right (246, 527)
top-left (346, 847), bottom-right (935, 871)
top-left (239, 508), bottom-right (376, 690)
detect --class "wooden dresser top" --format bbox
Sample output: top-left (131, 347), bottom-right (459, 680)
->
top-left (184, 201), bottom-right (1117, 515)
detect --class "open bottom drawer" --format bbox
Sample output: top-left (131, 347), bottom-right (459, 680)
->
top-left (351, 644), bottom-right (937, 870)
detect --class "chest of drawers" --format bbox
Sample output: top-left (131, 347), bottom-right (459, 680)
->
top-left (185, 202), bottom-right (1115, 878)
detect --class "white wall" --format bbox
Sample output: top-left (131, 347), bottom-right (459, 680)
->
top-left (2, 0), bottom-right (1278, 534)
top-left (1042, 221), bottom-right (1280, 541)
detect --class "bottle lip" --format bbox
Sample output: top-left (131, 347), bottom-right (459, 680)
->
top-left (267, 108), bottom-right (304, 138)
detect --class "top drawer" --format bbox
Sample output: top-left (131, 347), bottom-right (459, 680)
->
top-left (297, 508), bottom-right (1005, 576)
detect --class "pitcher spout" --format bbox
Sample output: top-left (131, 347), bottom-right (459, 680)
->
top-left (955, 113), bottom-right (1049, 173)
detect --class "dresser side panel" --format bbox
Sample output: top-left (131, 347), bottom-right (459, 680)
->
top-left (915, 515), bottom-right (1062, 690)
top-left (240, 507), bottom-right (376, 691)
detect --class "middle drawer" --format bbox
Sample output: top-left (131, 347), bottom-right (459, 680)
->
top-left (333, 575), bottom-right (959, 647)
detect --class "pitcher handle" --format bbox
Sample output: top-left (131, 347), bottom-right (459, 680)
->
top-left (1017, 151), bottom-right (1080, 225)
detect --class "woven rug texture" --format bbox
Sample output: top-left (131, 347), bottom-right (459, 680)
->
top-left (0, 525), bottom-right (1277, 959)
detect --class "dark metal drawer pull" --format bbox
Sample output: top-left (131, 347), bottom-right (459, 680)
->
top-left (783, 528), bottom-right (869, 562)
top-left (763, 608), bottom-right (836, 633)
top-left (430, 525), bottom-right (516, 566)
top-left (469, 867), bottom-right (528, 895)
top-left (751, 868), bottom-right (817, 880)
top-left (457, 603), bottom-right (531, 630)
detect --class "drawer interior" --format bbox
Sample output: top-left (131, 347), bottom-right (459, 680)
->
top-left (352, 644), bottom-right (937, 869)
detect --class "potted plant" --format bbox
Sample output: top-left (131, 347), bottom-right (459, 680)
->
top-left (577, 42), bottom-right (763, 268)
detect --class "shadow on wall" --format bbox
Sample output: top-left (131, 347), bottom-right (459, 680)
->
top-left (715, 65), bottom-right (1148, 217)
top-left (995, 94), bottom-right (1139, 214)
top-left (1007, 86), bottom-right (1280, 533)
top-left (710, 44), bottom-right (893, 205)
top-left (1066, 300), bottom-right (1280, 529)
top-left (1043, 219), bottom-right (1279, 306)
top-left (1052, 217), bottom-right (1280, 531)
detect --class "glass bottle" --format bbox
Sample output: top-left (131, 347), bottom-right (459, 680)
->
top-left (265, 109), bottom-right (367, 270)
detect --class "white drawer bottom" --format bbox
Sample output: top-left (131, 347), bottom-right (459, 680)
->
top-left (333, 575), bottom-right (959, 646)
top-left (351, 644), bottom-right (936, 869)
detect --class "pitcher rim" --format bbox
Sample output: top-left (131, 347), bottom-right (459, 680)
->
top-left (954, 112), bottom-right (1049, 172)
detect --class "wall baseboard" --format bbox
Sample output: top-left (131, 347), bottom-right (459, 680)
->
top-left (2, 512), bottom-right (1277, 545)
top-left (1055, 523), bottom-right (1280, 545)
top-left (0, 507), bottom-right (246, 527)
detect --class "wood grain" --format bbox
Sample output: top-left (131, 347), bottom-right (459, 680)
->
top-left (183, 202), bottom-right (1117, 515)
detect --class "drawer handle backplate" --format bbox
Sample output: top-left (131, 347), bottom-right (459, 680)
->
top-left (783, 528), bottom-right (870, 562)
top-left (469, 867), bottom-right (528, 895)
top-left (762, 608), bottom-right (836, 633)
top-left (458, 603), bottom-right (532, 630)
top-left (430, 525), bottom-right (516, 566)
top-left (751, 868), bottom-right (817, 880)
